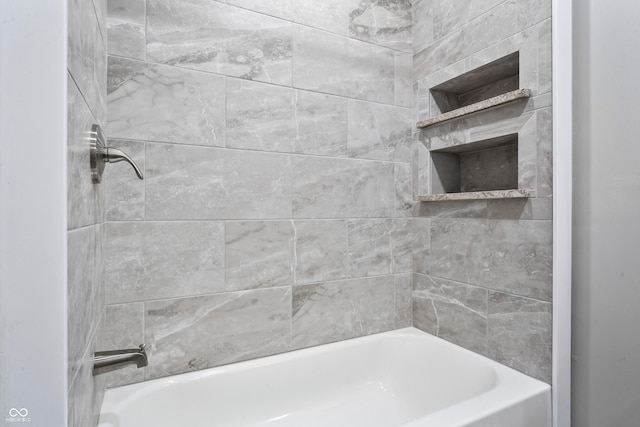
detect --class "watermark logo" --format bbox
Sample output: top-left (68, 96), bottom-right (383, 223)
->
top-left (6, 408), bottom-right (30, 423)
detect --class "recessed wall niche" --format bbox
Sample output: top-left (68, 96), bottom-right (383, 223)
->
top-left (430, 134), bottom-right (518, 194)
top-left (431, 52), bottom-right (520, 114)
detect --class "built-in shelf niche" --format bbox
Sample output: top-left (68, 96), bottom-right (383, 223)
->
top-left (417, 52), bottom-right (530, 129)
top-left (428, 133), bottom-right (526, 200)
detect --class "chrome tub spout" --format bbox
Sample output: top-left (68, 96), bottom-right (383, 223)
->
top-left (93, 344), bottom-right (148, 376)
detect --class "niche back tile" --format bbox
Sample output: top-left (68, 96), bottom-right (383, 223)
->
top-left (146, 0), bottom-right (293, 85)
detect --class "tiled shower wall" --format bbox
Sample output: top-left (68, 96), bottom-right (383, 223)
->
top-left (411, 0), bottom-right (553, 382)
top-left (67, 0), bottom-right (108, 425)
top-left (102, 0), bottom-right (415, 386)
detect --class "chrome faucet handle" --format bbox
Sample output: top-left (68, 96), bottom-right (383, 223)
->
top-left (89, 124), bottom-right (144, 183)
top-left (104, 146), bottom-right (144, 180)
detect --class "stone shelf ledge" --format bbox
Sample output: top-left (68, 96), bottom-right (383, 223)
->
top-left (416, 89), bottom-right (531, 129)
top-left (417, 188), bottom-right (531, 202)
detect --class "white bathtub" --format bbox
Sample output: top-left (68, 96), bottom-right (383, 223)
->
top-left (98, 327), bottom-right (551, 427)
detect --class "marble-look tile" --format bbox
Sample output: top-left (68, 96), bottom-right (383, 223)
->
top-left (412, 0), bottom-right (434, 55)
top-left (430, 218), bottom-right (552, 301)
top-left (105, 221), bottom-right (225, 304)
top-left (68, 226), bottom-right (104, 385)
top-left (394, 274), bottom-right (413, 328)
top-left (68, 338), bottom-right (104, 427)
top-left (292, 277), bottom-right (395, 348)
top-left (227, 81), bottom-right (348, 156)
top-left (413, 2), bottom-right (517, 80)
top-left (107, 0), bottom-right (146, 59)
top-left (413, 217), bottom-right (430, 275)
top-left (225, 0), bottom-right (349, 36)
top-left (106, 139), bottom-right (145, 221)
top-left (390, 218), bottom-right (415, 273)
top-left (226, 221), bottom-right (295, 291)
top-left (486, 198), bottom-right (553, 220)
top-left (348, 100), bottom-right (412, 162)
top-left (538, 19), bottom-right (552, 95)
top-left (145, 287), bottom-right (291, 379)
top-left (487, 291), bottom-right (552, 383)
top-left (413, 275), bottom-right (488, 354)
top-left (394, 52), bottom-right (412, 108)
top-left (418, 200), bottom-right (489, 218)
top-left (147, 0), bottom-right (292, 85)
top-left (517, 0), bottom-right (551, 30)
top-left (348, 0), bottom-right (412, 52)
top-left (347, 219), bottom-right (392, 277)
top-left (432, 0), bottom-right (505, 41)
top-left (226, 79), bottom-right (296, 152)
top-left (107, 57), bottom-right (226, 147)
top-left (292, 156), bottom-right (395, 219)
top-left (294, 220), bottom-right (348, 284)
top-left (412, 142), bottom-right (431, 200)
top-left (293, 26), bottom-right (395, 104)
top-left (537, 108), bottom-right (553, 198)
top-left (67, 76), bottom-right (106, 230)
top-left (145, 144), bottom-right (292, 220)
top-left (69, 0), bottom-right (107, 124)
top-left (395, 163), bottom-right (415, 218)
top-left (293, 90), bottom-right (349, 157)
top-left (101, 303), bottom-right (145, 387)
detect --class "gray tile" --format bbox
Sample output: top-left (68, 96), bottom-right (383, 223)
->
top-left (394, 274), bottom-right (413, 328)
top-left (538, 19), bottom-right (552, 95)
top-left (391, 218), bottom-right (415, 274)
top-left (293, 26), bottom-right (395, 104)
top-left (147, 0), bottom-right (293, 85)
top-left (487, 291), bottom-right (552, 383)
top-left (348, 100), bottom-right (412, 162)
top-left (68, 226), bottom-right (104, 385)
top-left (68, 339), bottom-right (104, 427)
top-left (395, 162), bottom-right (415, 218)
top-left (145, 144), bottom-right (292, 220)
top-left (145, 288), bottom-right (291, 379)
top-left (105, 221), bottom-right (225, 303)
top-left (395, 52), bottom-right (412, 108)
top-left (106, 139), bottom-right (145, 221)
top-left (517, 0), bottom-right (551, 30)
top-left (294, 220), bottom-right (348, 284)
top-left (107, 57), bottom-right (226, 147)
top-left (347, 219), bottom-right (392, 277)
top-left (537, 108), bottom-right (553, 198)
top-left (107, 0), bottom-right (146, 59)
top-left (226, 81), bottom-right (348, 156)
top-left (412, 0), bottom-right (434, 54)
top-left (430, 218), bottom-right (552, 301)
top-left (227, 79), bottom-right (297, 152)
top-left (413, 2), bottom-right (517, 80)
top-left (348, 0), bottom-right (412, 52)
top-left (432, 0), bottom-right (505, 41)
top-left (225, 0), bottom-right (349, 35)
top-left (102, 303), bottom-right (145, 387)
top-left (413, 217), bottom-right (431, 275)
top-left (69, 0), bottom-right (107, 124)
top-left (67, 76), bottom-right (106, 230)
top-left (292, 277), bottom-right (395, 348)
top-left (293, 90), bottom-right (349, 157)
top-left (413, 275), bottom-right (488, 354)
top-left (225, 221), bottom-right (295, 291)
top-left (292, 156), bottom-right (395, 219)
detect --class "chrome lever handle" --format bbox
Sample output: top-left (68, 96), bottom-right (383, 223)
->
top-left (89, 124), bottom-right (144, 183)
top-left (104, 147), bottom-right (144, 180)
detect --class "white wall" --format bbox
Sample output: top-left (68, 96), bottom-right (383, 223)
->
top-left (0, 1), bottom-right (68, 426)
top-left (572, 0), bottom-right (640, 426)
